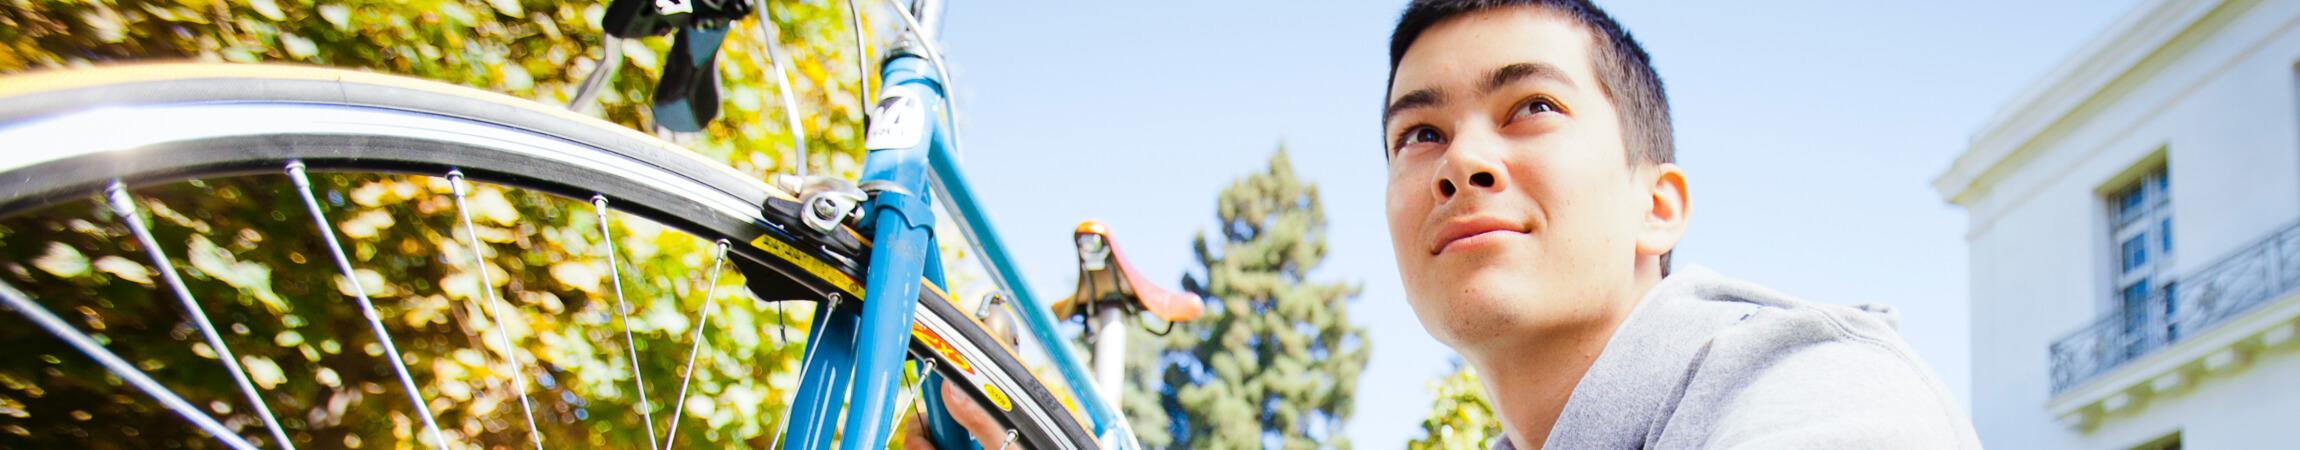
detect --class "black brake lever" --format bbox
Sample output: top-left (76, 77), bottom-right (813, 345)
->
top-left (600, 0), bottom-right (754, 132)
top-left (652, 23), bottom-right (730, 133)
top-left (603, 0), bottom-right (687, 39)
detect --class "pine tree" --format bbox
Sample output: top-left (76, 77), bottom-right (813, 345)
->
top-left (1123, 147), bottom-right (1370, 449)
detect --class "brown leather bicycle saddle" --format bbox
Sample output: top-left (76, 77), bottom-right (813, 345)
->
top-left (1051, 220), bottom-right (1204, 323)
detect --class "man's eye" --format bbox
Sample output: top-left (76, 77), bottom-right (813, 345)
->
top-left (1396, 126), bottom-right (1445, 149)
top-left (1512, 97), bottom-right (1563, 120)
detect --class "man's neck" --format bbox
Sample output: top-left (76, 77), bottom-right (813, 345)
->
top-left (1466, 267), bottom-right (1665, 449)
top-left (1465, 328), bottom-right (1606, 449)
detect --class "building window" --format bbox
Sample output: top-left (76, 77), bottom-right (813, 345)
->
top-left (2110, 166), bottom-right (2173, 355)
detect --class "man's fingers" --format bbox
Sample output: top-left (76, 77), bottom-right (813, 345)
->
top-left (942, 379), bottom-right (1010, 444)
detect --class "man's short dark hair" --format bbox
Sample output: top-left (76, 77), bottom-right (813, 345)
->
top-left (1386, 0), bottom-right (1675, 273)
top-left (1385, 0), bottom-right (1673, 167)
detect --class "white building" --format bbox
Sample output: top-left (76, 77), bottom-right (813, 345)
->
top-left (1935, 0), bottom-right (2300, 448)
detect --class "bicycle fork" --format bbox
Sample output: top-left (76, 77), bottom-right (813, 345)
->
top-left (780, 50), bottom-right (948, 450)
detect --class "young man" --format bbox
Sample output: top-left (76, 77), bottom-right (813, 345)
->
top-left (1381, 1), bottom-right (1980, 448)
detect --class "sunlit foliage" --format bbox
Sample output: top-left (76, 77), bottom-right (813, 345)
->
top-left (1406, 363), bottom-right (1503, 450)
top-left (0, 0), bottom-right (880, 447)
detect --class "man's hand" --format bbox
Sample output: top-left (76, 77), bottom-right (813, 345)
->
top-left (900, 378), bottom-right (1011, 450)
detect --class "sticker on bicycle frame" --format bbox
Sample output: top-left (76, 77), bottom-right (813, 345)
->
top-left (749, 234), bottom-right (863, 297)
top-left (864, 86), bottom-right (927, 151)
top-left (980, 382), bottom-right (1013, 412)
top-left (911, 322), bottom-right (977, 375)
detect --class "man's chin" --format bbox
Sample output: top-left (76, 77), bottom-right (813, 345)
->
top-left (1413, 291), bottom-right (1530, 345)
top-left (1412, 287), bottom-right (1610, 352)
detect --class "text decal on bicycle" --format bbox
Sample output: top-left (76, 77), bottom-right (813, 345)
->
top-left (750, 234), bottom-right (865, 296)
top-left (912, 323), bottom-right (977, 375)
top-left (864, 85), bottom-right (928, 151)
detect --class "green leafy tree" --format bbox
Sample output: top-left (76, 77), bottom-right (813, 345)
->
top-left (0, 1), bottom-right (877, 448)
top-left (1121, 148), bottom-right (1370, 450)
top-left (1406, 363), bottom-right (1503, 450)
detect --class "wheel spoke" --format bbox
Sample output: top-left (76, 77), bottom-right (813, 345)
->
top-left (105, 182), bottom-right (297, 450)
top-left (0, 281), bottom-right (260, 450)
top-left (591, 195), bottom-right (661, 450)
top-left (287, 163), bottom-right (448, 449)
top-left (768, 291), bottom-right (841, 450)
top-left (445, 171), bottom-right (546, 450)
top-left (659, 240), bottom-right (730, 450)
top-left (886, 359), bottom-right (936, 444)
top-left (747, 302), bottom-right (794, 443)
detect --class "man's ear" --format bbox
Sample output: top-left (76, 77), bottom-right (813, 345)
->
top-left (1636, 163), bottom-right (1689, 258)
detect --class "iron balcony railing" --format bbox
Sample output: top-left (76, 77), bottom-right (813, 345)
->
top-left (2049, 219), bottom-right (2300, 394)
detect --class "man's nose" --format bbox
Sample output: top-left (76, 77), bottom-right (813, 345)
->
top-left (1434, 137), bottom-right (1506, 201)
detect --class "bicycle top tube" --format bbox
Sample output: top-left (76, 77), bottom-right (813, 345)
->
top-left (922, 115), bottom-right (1127, 443)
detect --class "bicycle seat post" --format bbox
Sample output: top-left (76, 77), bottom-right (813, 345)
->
top-left (1088, 303), bottom-right (1127, 407)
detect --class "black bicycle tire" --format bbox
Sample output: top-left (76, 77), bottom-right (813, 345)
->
top-left (0, 63), bottom-right (1095, 450)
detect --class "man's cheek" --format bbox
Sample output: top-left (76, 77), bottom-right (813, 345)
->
top-left (1384, 188), bottom-right (1422, 255)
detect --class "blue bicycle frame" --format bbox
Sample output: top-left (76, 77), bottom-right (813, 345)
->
top-left (775, 31), bottom-right (1133, 450)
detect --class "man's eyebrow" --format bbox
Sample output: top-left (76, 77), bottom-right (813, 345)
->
top-left (1383, 88), bottom-right (1445, 125)
top-left (1385, 63), bottom-right (1575, 125)
top-left (1484, 62), bottom-right (1576, 94)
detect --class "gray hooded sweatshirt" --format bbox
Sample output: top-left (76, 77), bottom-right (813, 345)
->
top-left (1500, 266), bottom-right (1981, 449)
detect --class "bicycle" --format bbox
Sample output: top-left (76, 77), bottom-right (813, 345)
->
top-left (0, 0), bottom-right (1175, 448)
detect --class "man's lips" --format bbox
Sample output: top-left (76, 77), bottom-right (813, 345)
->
top-left (1429, 217), bottom-right (1527, 255)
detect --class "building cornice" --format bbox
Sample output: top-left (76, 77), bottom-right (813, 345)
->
top-left (1932, 0), bottom-right (2227, 206)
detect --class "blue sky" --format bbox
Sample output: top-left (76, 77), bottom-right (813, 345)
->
top-left (938, 1), bottom-right (2141, 447)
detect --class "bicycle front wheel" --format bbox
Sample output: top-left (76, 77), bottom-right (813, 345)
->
top-left (0, 63), bottom-right (1089, 449)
